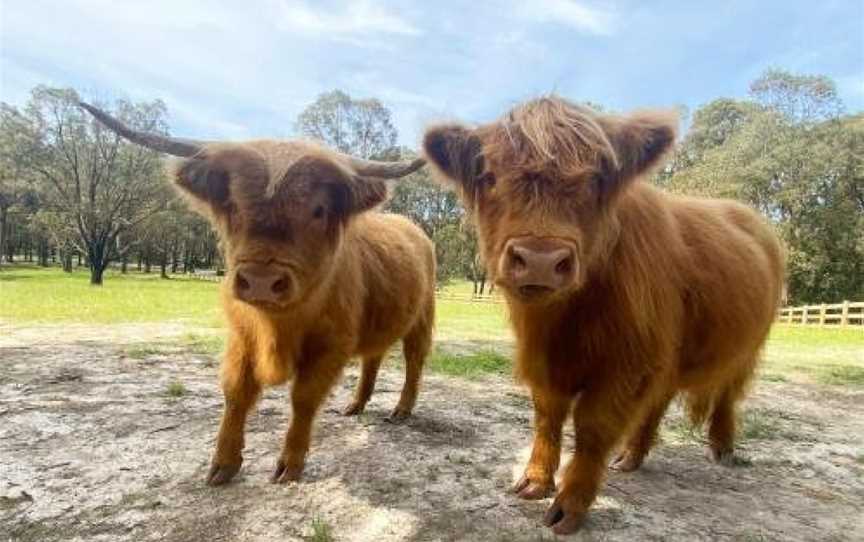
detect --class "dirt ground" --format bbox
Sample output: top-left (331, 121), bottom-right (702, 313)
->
top-left (1, 323), bottom-right (862, 541)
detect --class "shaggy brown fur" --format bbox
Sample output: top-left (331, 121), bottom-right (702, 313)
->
top-left (175, 140), bottom-right (436, 486)
top-left (423, 97), bottom-right (784, 534)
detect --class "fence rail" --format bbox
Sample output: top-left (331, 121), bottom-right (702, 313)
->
top-left (434, 293), bottom-right (504, 304)
top-left (777, 301), bottom-right (864, 327)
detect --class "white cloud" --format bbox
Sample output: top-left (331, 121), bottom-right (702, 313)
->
top-left (515, 0), bottom-right (615, 36)
top-left (273, 0), bottom-right (421, 37)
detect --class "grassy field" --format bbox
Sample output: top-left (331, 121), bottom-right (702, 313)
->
top-left (2, 264), bottom-right (861, 385)
top-left (0, 265), bottom-right (223, 326)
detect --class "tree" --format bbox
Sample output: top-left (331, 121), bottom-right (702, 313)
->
top-left (666, 71), bottom-right (864, 303)
top-left (749, 68), bottom-right (843, 124)
top-left (5, 87), bottom-right (168, 284)
top-left (295, 90), bottom-right (398, 159)
top-left (0, 105), bottom-right (38, 267)
top-left (295, 93), bottom-right (481, 286)
top-left (384, 156), bottom-right (475, 283)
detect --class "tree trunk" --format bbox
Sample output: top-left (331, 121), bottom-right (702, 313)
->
top-left (90, 265), bottom-right (105, 285)
top-left (6, 230), bottom-right (14, 262)
top-left (160, 254), bottom-right (168, 279)
top-left (77, 252), bottom-right (82, 267)
top-left (121, 254), bottom-right (128, 274)
top-left (62, 248), bottom-right (73, 273)
top-left (88, 242), bottom-right (108, 286)
top-left (0, 206), bottom-right (7, 266)
top-left (39, 239), bottom-right (49, 267)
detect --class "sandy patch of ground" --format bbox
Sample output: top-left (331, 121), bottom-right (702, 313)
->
top-left (1, 324), bottom-right (862, 541)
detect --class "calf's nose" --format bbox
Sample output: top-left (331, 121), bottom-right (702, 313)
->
top-left (502, 238), bottom-right (576, 294)
top-left (234, 265), bottom-right (291, 304)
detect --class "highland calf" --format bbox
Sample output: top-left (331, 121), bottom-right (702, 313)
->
top-left (80, 102), bottom-right (436, 486)
top-left (423, 97), bottom-right (784, 534)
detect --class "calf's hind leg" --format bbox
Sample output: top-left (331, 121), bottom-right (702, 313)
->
top-left (611, 390), bottom-right (674, 472)
top-left (390, 319), bottom-right (431, 422)
top-left (708, 366), bottom-right (753, 466)
top-left (343, 355), bottom-right (383, 416)
top-left (708, 388), bottom-right (737, 465)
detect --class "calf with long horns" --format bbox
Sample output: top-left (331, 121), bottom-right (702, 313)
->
top-left (80, 101), bottom-right (436, 485)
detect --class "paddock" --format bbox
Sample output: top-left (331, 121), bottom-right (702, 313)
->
top-left (1, 266), bottom-right (862, 541)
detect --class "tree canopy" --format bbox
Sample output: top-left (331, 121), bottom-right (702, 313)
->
top-left (662, 70), bottom-right (863, 303)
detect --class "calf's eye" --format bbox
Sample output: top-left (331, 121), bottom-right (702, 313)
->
top-left (479, 172), bottom-right (496, 189)
top-left (313, 205), bottom-right (325, 219)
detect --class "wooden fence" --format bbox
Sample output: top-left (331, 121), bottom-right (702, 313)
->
top-left (777, 301), bottom-right (864, 328)
top-left (434, 292), bottom-right (503, 304)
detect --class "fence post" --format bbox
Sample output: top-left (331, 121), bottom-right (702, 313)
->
top-left (819, 303), bottom-right (826, 327)
top-left (801, 305), bottom-right (807, 325)
top-left (841, 300), bottom-right (849, 328)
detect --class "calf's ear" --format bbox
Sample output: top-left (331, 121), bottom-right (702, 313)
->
top-left (423, 124), bottom-right (484, 188)
top-left (599, 110), bottom-right (677, 202)
top-left (340, 177), bottom-right (388, 214)
top-left (287, 155), bottom-right (389, 217)
top-left (175, 157), bottom-right (231, 207)
top-left (173, 146), bottom-right (267, 210)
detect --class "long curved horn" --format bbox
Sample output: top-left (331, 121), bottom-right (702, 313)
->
top-left (77, 101), bottom-right (204, 157)
top-left (347, 156), bottom-right (426, 178)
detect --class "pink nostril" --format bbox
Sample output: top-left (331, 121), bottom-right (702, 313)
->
top-left (236, 274), bottom-right (250, 291)
top-left (511, 253), bottom-right (526, 269)
top-left (555, 256), bottom-right (573, 275)
top-left (271, 277), bottom-right (289, 294)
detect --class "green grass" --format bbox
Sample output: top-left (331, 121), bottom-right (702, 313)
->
top-left (436, 279), bottom-right (510, 341)
top-left (662, 407), bottom-right (814, 447)
top-left (165, 380), bottom-right (187, 397)
top-left (739, 409), bottom-right (783, 441)
top-left (761, 325), bottom-right (864, 386)
top-left (814, 365), bottom-right (864, 386)
top-left (427, 349), bottom-right (511, 379)
top-left (180, 332), bottom-right (224, 355)
top-left (662, 416), bottom-right (704, 445)
top-left (0, 265), bottom-right (221, 326)
top-left (439, 278), bottom-right (497, 297)
top-left (304, 517), bottom-right (333, 542)
top-left (3, 265), bottom-right (862, 385)
top-left (122, 333), bottom-right (223, 359)
top-left (125, 345), bottom-right (167, 360)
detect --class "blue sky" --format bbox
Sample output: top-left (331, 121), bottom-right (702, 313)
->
top-left (2, 0), bottom-right (862, 147)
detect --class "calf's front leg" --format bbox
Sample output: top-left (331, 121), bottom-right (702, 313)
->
top-left (208, 337), bottom-right (260, 486)
top-left (272, 356), bottom-right (344, 483)
top-left (512, 390), bottom-right (571, 499)
top-left (543, 385), bottom-right (643, 535)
